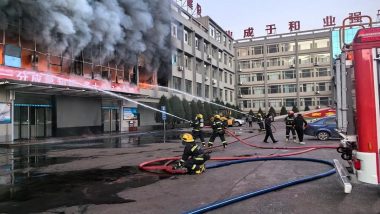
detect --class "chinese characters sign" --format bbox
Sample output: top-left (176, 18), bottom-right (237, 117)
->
top-left (0, 67), bottom-right (140, 94)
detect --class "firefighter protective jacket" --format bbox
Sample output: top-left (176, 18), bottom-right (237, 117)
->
top-left (285, 116), bottom-right (295, 127)
top-left (181, 143), bottom-right (204, 161)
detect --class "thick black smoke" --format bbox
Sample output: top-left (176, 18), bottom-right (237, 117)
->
top-left (0, 0), bottom-right (172, 72)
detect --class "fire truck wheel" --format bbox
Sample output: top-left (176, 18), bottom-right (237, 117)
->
top-left (317, 131), bottom-right (330, 141)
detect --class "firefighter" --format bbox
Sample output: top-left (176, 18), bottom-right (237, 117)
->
top-left (208, 115), bottom-right (227, 148)
top-left (257, 113), bottom-right (264, 130)
top-left (176, 133), bottom-right (210, 174)
top-left (190, 114), bottom-right (206, 146)
top-left (285, 111), bottom-right (297, 143)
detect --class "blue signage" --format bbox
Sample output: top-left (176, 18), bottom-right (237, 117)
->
top-left (161, 106), bottom-right (167, 121)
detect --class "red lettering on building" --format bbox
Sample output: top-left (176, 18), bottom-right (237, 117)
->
top-left (187, 0), bottom-right (193, 10)
top-left (243, 27), bottom-right (254, 38)
top-left (323, 16), bottom-right (336, 27)
top-left (288, 21), bottom-right (300, 32)
top-left (349, 12), bottom-right (362, 23)
top-left (196, 3), bottom-right (202, 16)
top-left (266, 24), bottom-right (277, 35)
top-left (226, 30), bottom-right (233, 38)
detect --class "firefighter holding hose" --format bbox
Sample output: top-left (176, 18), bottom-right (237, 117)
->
top-left (208, 115), bottom-right (227, 148)
top-left (176, 133), bottom-right (210, 174)
top-left (190, 114), bottom-right (206, 146)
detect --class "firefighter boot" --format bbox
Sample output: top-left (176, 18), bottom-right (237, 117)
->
top-left (201, 142), bottom-right (206, 147)
top-left (208, 142), bottom-right (214, 147)
top-left (195, 164), bottom-right (206, 174)
top-left (222, 142), bottom-right (228, 149)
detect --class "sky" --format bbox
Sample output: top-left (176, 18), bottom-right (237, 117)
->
top-left (187, 0), bottom-right (379, 39)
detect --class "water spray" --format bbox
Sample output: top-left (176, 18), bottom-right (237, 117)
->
top-left (141, 83), bottom-right (250, 117)
top-left (40, 73), bottom-right (190, 123)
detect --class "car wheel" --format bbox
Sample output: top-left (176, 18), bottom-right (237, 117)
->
top-left (234, 121), bottom-right (240, 127)
top-left (317, 131), bottom-right (330, 141)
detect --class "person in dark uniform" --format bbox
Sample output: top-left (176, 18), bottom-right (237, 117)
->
top-left (294, 113), bottom-right (307, 145)
top-left (177, 133), bottom-right (210, 174)
top-left (285, 111), bottom-right (297, 143)
top-left (257, 113), bottom-right (265, 130)
top-left (208, 115), bottom-right (227, 148)
top-left (263, 113), bottom-right (278, 143)
top-left (191, 114), bottom-right (206, 146)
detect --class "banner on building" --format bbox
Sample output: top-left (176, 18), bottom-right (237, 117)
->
top-left (0, 103), bottom-right (11, 124)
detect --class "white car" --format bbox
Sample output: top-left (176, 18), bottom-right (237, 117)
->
top-left (233, 118), bottom-right (246, 126)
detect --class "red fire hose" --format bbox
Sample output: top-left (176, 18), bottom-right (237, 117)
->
top-left (139, 127), bottom-right (338, 174)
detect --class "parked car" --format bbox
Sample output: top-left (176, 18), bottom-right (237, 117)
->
top-left (304, 116), bottom-right (340, 141)
top-left (233, 118), bottom-right (246, 126)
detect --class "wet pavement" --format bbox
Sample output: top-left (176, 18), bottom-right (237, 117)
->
top-left (0, 124), bottom-right (379, 214)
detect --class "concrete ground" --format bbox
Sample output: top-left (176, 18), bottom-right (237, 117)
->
top-left (0, 122), bottom-right (379, 214)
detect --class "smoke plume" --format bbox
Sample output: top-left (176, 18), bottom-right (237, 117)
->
top-left (0, 0), bottom-right (172, 73)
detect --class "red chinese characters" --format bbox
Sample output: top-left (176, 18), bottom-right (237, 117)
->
top-left (323, 16), bottom-right (336, 27)
top-left (288, 21), bottom-right (300, 32)
top-left (226, 30), bottom-right (233, 38)
top-left (266, 24), bottom-right (276, 35)
top-left (196, 3), bottom-right (202, 16)
top-left (243, 27), bottom-right (254, 38)
top-left (187, 0), bottom-right (193, 10)
top-left (349, 12), bottom-right (362, 23)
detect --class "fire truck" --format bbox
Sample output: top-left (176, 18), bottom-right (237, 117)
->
top-left (335, 15), bottom-right (380, 186)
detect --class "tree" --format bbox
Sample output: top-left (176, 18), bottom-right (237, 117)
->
top-left (155, 95), bottom-right (169, 123)
top-left (190, 100), bottom-right (198, 119)
top-left (169, 96), bottom-right (184, 126)
top-left (280, 106), bottom-right (287, 115)
top-left (204, 102), bottom-right (212, 122)
top-left (258, 107), bottom-right (264, 116)
top-left (304, 105), bottom-right (310, 111)
top-left (197, 100), bottom-right (205, 118)
top-left (248, 109), bottom-right (254, 115)
top-left (268, 106), bottom-right (276, 117)
top-left (182, 98), bottom-right (191, 121)
top-left (292, 105), bottom-right (299, 113)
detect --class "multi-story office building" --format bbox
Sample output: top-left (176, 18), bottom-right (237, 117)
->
top-left (169, 3), bottom-right (235, 104)
top-left (235, 29), bottom-right (333, 113)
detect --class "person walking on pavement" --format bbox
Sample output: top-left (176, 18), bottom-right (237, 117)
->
top-left (264, 114), bottom-right (278, 143)
top-left (248, 114), bottom-right (253, 127)
top-left (208, 115), bottom-right (227, 148)
top-left (285, 111), bottom-right (297, 143)
top-left (294, 113), bottom-right (307, 145)
top-left (175, 133), bottom-right (210, 174)
top-left (190, 114), bottom-right (206, 146)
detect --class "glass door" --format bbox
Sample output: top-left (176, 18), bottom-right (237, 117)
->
top-left (103, 109), bottom-right (111, 132)
top-left (111, 109), bottom-right (119, 132)
top-left (20, 106), bottom-right (29, 139)
top-left (35, 107), bottom-right (46, 138)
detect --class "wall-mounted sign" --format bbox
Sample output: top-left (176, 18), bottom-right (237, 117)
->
top-left (123, 107), bottom-right (138, 120)
top-left (0, 103), bottom-right (11, 124)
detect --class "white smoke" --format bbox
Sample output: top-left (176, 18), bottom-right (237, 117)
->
top-left (0, 0), bottom-right (172, 72)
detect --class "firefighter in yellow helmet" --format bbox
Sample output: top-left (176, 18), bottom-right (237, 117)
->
top-left (208, 114), bottom-right (227, 148)
top-left (176, 133), bottom-right (210, 174)
top-left (190, 114), bottom-right (206, 146)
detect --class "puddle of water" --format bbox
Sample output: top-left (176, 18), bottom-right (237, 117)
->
top-left (0, 166), bottom-right (170, 213)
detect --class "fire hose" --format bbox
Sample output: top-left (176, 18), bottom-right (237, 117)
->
top-left (138, 127), bottom-right (339, 212)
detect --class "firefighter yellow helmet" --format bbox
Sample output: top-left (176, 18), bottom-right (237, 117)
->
top-left (214, 114), bottom-right (221, 120)
top-left (196, 114), bottom-right (203, 119)
top-left (181, 133), bottom-right (195, 143)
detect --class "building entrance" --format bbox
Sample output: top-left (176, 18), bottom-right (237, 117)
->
top-left (14, 104), bottom-right (52, 139)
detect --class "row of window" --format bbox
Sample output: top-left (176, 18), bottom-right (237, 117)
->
top-left (238, 53), bottom-right (330, 70)
top-left (173, 77), bottom-right (235, 102)
top-left (237, 38), bottom-right (330, 57)
top-left (239, 68), bottom-right (331, 83)
top-left (172, 51), bottom-right (233, 70)
top-left (171, 22), bottom-right (233, 52)
top-left (239, 82), bottom-right (332, 95)
top-left (239, 97), bottom-right (331, 109)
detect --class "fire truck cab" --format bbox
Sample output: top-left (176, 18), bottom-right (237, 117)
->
top-left (335, 17), bottom-right (380, 186)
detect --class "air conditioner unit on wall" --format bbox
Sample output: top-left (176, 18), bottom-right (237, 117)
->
top-left (289, 64), bottom-right (295, 68)
top-left (238, 81), bottom-right (243, 85)
top-left (314, 62), bottom-right (319, 66)
top-left (238, 94), bottom-right (243, 98)
top-left (212, 79), bottom-right (217, 84)
top-left (207, 55), bottom-right (212, 60)
top-left (205, 77), bottom-right (209, 81)
top-left (178, 66), bottom-right (184, 71)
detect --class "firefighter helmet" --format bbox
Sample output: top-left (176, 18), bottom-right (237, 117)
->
top-left (288, 111), bottom-right (294, 115)
top-left (214, 114), bottom-right (221, 120)
top-left (196, 114), bottom-right (203, 119)
top-left (181, 133), bottom-right (195, 143)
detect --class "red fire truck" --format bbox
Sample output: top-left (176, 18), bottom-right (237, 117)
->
top-left (335, 16), bottom-right (380, 186)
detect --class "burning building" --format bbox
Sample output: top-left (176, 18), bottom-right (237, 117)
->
top-left (0, 0), bottom-right (172, 141)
